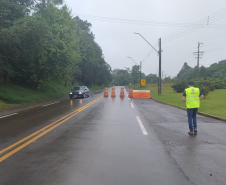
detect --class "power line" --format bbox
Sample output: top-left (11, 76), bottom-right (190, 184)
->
top-left (163, 15), bottom-right (226, 43)
top-left (163, 16), bottom-right (226, 43)
top-left (162, 8), bottom-right (226, 43)
top-left (76, 13), bottom-right (226, 28)
top-left (202, 33), bottom-right (226, 42)
top-left (205, 46), bottom-right (226, 52)
top-left (163, 7), bottom-right (226, 39)
top-left (178, 44), bottom-right (198, 63)
top-left (203, 39), bottom-right (226, 47)
top-left (142, 43), bottom-right (158, 63)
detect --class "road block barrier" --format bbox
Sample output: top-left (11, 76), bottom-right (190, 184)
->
top-left (111, 87), bottom-right (116, 98)
top-left (128, 88), bottom-right (133, 98)
top-left (104, 87), bottom-right (108, 97)
top-left (133, 90), bottom-right (151, 99)
top-left (120, 87), bottom-right (125, 98)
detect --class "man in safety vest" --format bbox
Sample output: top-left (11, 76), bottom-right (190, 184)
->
top-left (182, 81), bottom-right (204, 135)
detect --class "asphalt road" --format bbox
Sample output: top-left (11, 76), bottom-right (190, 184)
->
top-left (0, 86), bottom-right (226, 185)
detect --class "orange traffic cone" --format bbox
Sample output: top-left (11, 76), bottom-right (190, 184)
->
top-left (120, 87), bottom-right (125, 98)
top-left (111, 87), bottom-right (116, 98)
top-left (104, 87), bottom-right (108, 97)
top-left (128, 88), bottom-right (133, 98)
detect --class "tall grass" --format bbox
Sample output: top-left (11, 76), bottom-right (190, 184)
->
top-left (128, 84), bottom-right (226, 119)
top-left (0, 81), bottom-right (109, 111)
top-left (0, 81), bottom-right (73, 104)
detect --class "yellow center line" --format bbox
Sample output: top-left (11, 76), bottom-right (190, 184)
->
top-left (0, 95), bottom-right (103, 162)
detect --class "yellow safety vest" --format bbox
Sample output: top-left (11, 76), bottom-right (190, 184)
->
top-left (185, 87), bottom-right (200, 108)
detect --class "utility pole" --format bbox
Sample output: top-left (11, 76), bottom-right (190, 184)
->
top-left (193, 42), bottom-right (204, 68)
top-left (134, 33), bottom-right (162, 95)
top-left (158, 38), bottom-right (162, 95)
top-left (140, 61), bottom-right (142, 87)
top-left (162, 71), bottom-right (168, 83)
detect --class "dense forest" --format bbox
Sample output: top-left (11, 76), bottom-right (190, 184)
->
top-left (111, 59), bottom-right (226, 87)
top-left (0, 0), bottom-right (112, 89)
top-left (172, 60), bottom-right (226, 95)
top-left (112, 66), bottom-right (147, 86)
top-left (176, 60), bottom-right (226, 80)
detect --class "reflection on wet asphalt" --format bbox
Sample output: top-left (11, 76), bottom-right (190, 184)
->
top-left (0, 86), bottom-right (226, 185)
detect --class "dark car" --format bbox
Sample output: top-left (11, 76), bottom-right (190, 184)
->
top-left (69, 86), bottom-right (90, 99)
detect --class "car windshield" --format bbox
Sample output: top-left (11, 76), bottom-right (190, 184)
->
top-left (73, 87), bottom-right (82, 90)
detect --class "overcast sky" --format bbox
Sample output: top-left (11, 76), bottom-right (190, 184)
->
top-left (64, 0), bottom-right (226, 77)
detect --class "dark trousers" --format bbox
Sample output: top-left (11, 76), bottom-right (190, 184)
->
top-left (187, 108), bottom-right (198, 132)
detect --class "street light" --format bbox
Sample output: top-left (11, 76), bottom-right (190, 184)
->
top-left (127, 56), bottom-right (142, 87)
top-left (127, 56), bottom-right (139, 65)
top-left (134, 32), bottom-right (162, 95)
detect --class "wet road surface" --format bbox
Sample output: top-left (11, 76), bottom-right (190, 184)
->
top-left (0, 87), bottom-right (226, 185)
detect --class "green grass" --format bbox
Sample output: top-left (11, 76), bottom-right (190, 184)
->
top-left (0, 81), bottom-right (73, 111)
top-left (0, 81), bottom-right (108, 112)
top-left (128, 84), bottom-right (226, 119)
top-left (0, 100), bottom-right (15, 110)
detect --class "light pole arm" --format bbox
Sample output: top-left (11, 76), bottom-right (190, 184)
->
top-left (134, 32), bottom-right (159, 53)
top-left (127, 56), bottom-right (139, 66)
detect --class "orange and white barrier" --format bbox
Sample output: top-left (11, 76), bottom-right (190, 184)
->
top-left (104, 87), bottom-right (108, 97)
top-left (120, 87), bottom-right (125, 98)
top-left (133, 90), bottom-right (150, 99)
top-left (128, 88), bottom-right (133, 98)
top-left (111, 87), bottom-right (116, 98)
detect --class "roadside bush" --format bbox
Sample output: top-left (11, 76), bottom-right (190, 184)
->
top-left (210, 78), bottom-right (226, 89)
top-left (172, 80), bottom-right (212, 96)
top-left (171, 81), bottom-right (187, 93)
top-left (198, 85), bottom-right (210, 97)
top-left (194, 79), bottom-right (215, 92)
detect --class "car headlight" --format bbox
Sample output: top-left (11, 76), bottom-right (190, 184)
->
top-left (69, 92), bottom-right (72, 94)
top-left (79, 92), bottom-right (82, 94)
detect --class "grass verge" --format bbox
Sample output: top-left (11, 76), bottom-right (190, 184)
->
top-left (128, 84), bottom-right (226, 119)
top-left (0, 82), bottom-right (109, 112)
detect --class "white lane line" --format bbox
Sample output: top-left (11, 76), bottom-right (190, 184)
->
top-left (124, 89), bottom-right (128, 94)
top-left (136, 116), bottom-right (148, 135)
top-left (124, 88), bottom-right (128, 96)
top-left (0, 113), bottom-right (18, 119)
top-left (43, 101), bottom-right (60, 107)
top-left (130, 103), bottom-right (134, 108)
top-left (124, 89), bottom-right (131, 101)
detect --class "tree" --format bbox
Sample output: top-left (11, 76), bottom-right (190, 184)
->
top-left (176, 62), bottom-right (194, 80)
top-left (141, 72), bottom-right (146, 79)
top-left (0, 0), bottom-right (33, 81)
top-left (0, 0), bottom-right (32, 29)
top-left (0, 0), bottom-right (112, 88)
top-left (74, 16), bottom-right (112, 86)
top-left (199, 66), bottom-right (206, 77)
top-left (163, 76), bottom-right (174, 84)
top-left (38, 5), bottom-right (80, 86)
top-left (131, 65), bottom-right (140, 85)
top-left (112, 69), bottom-right (131, 86)
top-left (2, 15), bottom-right (57, 87)
top-left (146, 74), bottom-right (158, 84)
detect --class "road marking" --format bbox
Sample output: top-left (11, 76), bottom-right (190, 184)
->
top-left (124, 89), bottom-right (131, 101)
top-left (130, 103), bottom-right (134, 108)
top-left (43, 101), bottom-right (60, 107)
top-left (136, 116), bottom-right (148, 135)
top-left (0, 113), bottom-right (18, 119)
top-left (0, 95), bottom-right (103, 163)
top-left (124, 88), bottom-right (128, 95)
